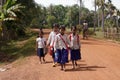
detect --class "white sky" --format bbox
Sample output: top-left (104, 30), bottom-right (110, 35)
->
top-left (34, 0), bottom-right (120, 10)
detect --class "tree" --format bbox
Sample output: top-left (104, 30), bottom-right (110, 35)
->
top-left (96, 0), bottom-right (101, 28)
top-left (47, 15), bottom-right (56, 28)
top-left (52, 5), bottom-right (66, 24)
top-left (16, 0), bottom-right (37, 27)
top-left (100, 0), bottom-right (105, 32)
top-left (94, 0), bottom-right (97, 32)
top-left (96, 0), bottom-right (109, 31)
top-left (79, 0), bottom-right (83, 25)
top-left (0, 0), bottom-right (24, 40)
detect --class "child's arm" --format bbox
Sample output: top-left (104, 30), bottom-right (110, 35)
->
top-left (78, 35), bottom-right (81, 50)
top-left (47, 33), bottom-right (52, 47)
top-left (36, 41), bottom-right (38, 52)
top-left (44, 38), bottom-right (47, 46)
top-left (54, 36), bottom-right (58, 52)
top-left (66, 35), bottom-right (71, 48)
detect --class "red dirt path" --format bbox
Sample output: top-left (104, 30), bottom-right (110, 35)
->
top-left (0, 29), bottom-right (120, 80)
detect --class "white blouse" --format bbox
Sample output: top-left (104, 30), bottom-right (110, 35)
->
top-left (69, 34), bottom-right (81, 49)
top-left (54, 33), bottom-right (71, 51)
top-left (47, 31), bottom-right (58, 47)
top-left (36, 37), bottom-right (46, 48)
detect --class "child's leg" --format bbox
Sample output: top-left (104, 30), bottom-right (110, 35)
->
top-left (72, 60), bottom-right (75, 69)
top-left (39, 56), bottom-right (42, 64)
top-left (60, 64), bottom-right (63, 70)
top-left (52, 53), bottom-right (56, 67)
top-left (43, 57), bottom-right (45, 63)
top-left (63, 64), bottom-right (66, 71)
top-left (75, 60), bottom-right (78, 66)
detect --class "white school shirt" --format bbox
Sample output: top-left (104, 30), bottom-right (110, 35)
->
top-left (54, 33), bottom-right (71, 51)
top-left (69, 34), bottom-right (81, 49)
top-left (36, 37), bottom-right (46, 48)
top-left (47, 31), bottom-right (58, 47)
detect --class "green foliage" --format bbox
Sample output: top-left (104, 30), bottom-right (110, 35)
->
top-left (76, 24), bottom-right (82, 33)
top-left (88, 28), bottom-right (95, 35)
top-left (0, 0), bottom-right (25, 21)
top-left (0, 35), bottom-right (36, 63)
top-left (47, 15), bottom-right (56, 27)
top-left (0, 0), bottom-right (25, 40)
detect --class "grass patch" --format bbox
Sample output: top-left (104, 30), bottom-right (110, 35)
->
top-left (0, 36), bottom-right (36, 64)
top-left (94, 31), bottom-right (104, 39)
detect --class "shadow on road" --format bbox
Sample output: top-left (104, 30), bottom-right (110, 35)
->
top-left (65, 65), bottom-right (106, 72)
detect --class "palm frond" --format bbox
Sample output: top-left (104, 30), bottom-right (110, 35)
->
top-left (3, 17), bottom-right (16, 21)
top-left (7, 10), bottom-right (17, 17)
top-left (7, 4), bottom-right (25, 12)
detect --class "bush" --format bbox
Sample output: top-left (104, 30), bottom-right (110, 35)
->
top-left (88, 28), bottom-right (95, 35)
top-left (76, 24), bottom-right (82, 33)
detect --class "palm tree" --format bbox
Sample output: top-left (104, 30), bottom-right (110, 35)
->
top-left (96, 0), bottom-right (101, 28)
top-left (0, 0), bottom-right (24, 40)
top-left (95, 0), bottom-right (105, 32)
top-left (94, 0), bottom-right (97, 32)
top-left (100, 0), bottom-right (105, 32)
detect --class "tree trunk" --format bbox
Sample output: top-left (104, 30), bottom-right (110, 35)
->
top-left (101, 5), bottom-right (105, 32)
top-left (97, 6), bottom-right (100, 28)
top-left (79, 0), bottom-right (82, 25)
top-left (94, 0), bottom-right (97, 32)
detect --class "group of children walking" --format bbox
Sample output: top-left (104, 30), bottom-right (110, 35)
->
top-left (36, 23), bottom-right (81, 71)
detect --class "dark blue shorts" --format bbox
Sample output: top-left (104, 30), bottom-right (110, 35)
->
top-left (70, 49), bottom-right (81, 60)
top-left (37, 48), bottom-right (44, 57)
top-left (56, 49), bottom-right (68, 64)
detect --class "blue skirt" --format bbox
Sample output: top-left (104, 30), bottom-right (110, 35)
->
top-left (56, 49), bottom-right (68, 64)
top-left (70, 49), bottom-right (81, 60)
top-left (37, 48), bottom-right (44, 57)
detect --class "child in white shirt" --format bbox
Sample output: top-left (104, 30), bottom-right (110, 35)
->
top-left (36, 30), bottom-right (46, 64)
top-left (69, 26), bottom-right (81, 69)
top-left (47, 23), bottom-right (59, 67)
top-left (54, 25), bottom-right (71, 71)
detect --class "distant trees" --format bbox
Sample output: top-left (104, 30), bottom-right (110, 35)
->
top-left (0, 0), bottom-right (119, 41)
top-left (95, 0), bottom-right (120, 32)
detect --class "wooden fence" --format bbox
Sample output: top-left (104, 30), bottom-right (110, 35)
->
top-left (104, 28), bottom-right (120, 39)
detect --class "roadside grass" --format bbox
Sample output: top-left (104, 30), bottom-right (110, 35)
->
top-left (94, 31), bottom-right (105, 39)
top-left (93, 31), bottom-right (120, 44)
top-left (0, 35), bottom-right (36, 65)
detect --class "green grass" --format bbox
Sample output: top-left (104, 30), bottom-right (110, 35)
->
top-left (94, 31), bottom-right (105, 39)
top-left (0, 35), bottom-right (36, 64)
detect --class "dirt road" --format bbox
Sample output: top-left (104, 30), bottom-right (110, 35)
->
top-left (0, 29), bottom-right (120, 80)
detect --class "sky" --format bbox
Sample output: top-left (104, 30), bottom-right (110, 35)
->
top-left (34, 0), bottom-right (120, 10)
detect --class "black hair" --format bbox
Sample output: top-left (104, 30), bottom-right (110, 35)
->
top-left (37, 35), bottom-right (39, 38)
top-left (39, 30), bottom-right (44, 35)
top-left (59, 25), bottom-right (66, 30)
top-left (84, 20), bottom-right (87, 23)
top-left (39, 27), bottom-right (42, 31)
top-left (52, 23), bottom-right (59, 28)
top-left (71, 25), bottom-right (77, 31)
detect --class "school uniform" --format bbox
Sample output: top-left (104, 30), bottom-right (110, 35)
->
top-left (54, 33), bottom-right (71, 64)
top-left (36, 37), bottom-right (46, 57)
top-left (69, 34), bottom-right (81, 60)
top-left (47, 31), bottom-right (59, 62)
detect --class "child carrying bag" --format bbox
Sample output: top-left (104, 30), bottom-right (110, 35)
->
top-left (48, 40), bottom-right (55, 56)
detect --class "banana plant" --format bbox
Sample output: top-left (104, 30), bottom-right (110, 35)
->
top-left (0, 0), bottom-right (24, 38)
